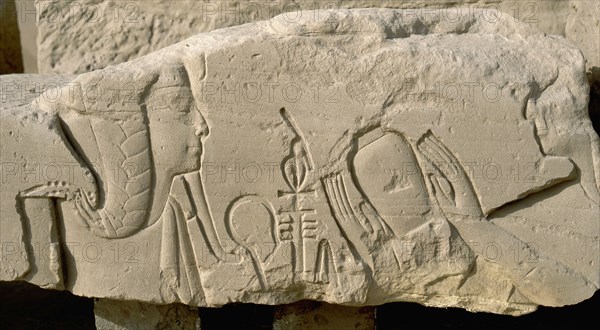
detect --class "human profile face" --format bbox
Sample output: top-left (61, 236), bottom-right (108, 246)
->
top-left (147, 86), bottom-right (209, 174)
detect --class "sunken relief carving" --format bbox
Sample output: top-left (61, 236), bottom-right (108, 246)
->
top-left (1, 8), bottom-right (598, 315)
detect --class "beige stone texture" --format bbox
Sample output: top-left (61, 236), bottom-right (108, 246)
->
top-left (1, 8), bottom-right (599, 316)
top-left (35, 1), bottom-right (599, 78)
top-left (1, 0), bottom-right (24, 73)
top-left (0, 74), bottom-right (77, 284)
top-left (95, 298), bottom-right (199, 329)
top-left (566, 1), bottom-right (600, 83)
top-left (274, 301), bottom-right (375, 329)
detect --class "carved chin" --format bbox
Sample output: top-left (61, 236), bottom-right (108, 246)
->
top-left (183, 150), bottom-right (202, 171)
top-left (188, 147), bottom-right (203, 163)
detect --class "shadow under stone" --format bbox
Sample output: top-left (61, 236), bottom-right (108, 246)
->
top-left (376, 290), bottom-right (600, 329)
top-left (199, 303), bottom-right (274, 330)
top-left (0, 281), bottom-right (94, 330)
top-left (589, 71), bottom-right (600, 135)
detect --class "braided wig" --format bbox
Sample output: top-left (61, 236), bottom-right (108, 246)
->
top-left (38, 63), bottom-right (198, 238)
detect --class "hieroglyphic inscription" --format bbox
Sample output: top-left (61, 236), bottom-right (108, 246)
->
top-left (276, 108), bottom-right (319, 282)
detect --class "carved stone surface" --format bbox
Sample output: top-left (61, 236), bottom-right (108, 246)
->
top-left (0, 74), bottom-right (76, 286)
top-left (1, 8), bottom-right (599, 315)
top-left (36, 1), bottom-right (599, 79)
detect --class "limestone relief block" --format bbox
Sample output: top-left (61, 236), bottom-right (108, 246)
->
top-left (0, 74), bottom-right (78, 286)
top-left (2, 8), bottom-right (599, 315)
top-left (35, 0), bottom-right (598, 78)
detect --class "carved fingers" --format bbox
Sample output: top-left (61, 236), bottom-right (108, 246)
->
top-left (417, 132), bottom-right (483, 218)
top-left (322, 173), bottom-right (392, 252)
top-left (73, 190), bottom-right (104, 232)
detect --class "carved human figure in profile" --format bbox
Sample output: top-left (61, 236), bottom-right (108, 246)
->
top-left (323, 123), bottom-right (592, 301)
top-left (29, 66), bottom-right (208, 238)
top-left (28, 64), bottom-right (247, 303)
top-left (322, 127), bottom-right (478, 291)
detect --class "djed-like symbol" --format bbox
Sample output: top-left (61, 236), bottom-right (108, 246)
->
top-left (277, 108), bottom-right (318, 281)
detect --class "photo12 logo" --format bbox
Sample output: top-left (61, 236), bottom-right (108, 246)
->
top-left (21, 1), bottom-right (140, 24)
top-left (199, 81), bottom-right (339, 104)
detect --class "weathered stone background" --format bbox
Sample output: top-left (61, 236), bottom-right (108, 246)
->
top-left (5, 1), bottom-right (599, 128)
top-left (27, 1), bottom-right (600, 135)
top-left (1, 0), bottom-right (600, 328)
top-left (32, 1), bottom-right (599, 78)
top-left (15, 0), bottom-right (38, 73)
top-left (0, 0), bottom-right (24, 73)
